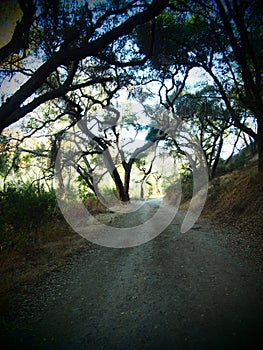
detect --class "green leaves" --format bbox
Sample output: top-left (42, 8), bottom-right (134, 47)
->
top-left (136, 6), bottom-right (218, 71)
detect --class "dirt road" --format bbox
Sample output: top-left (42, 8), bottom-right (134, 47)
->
top-left (1, 200), bottom-right (263, 349)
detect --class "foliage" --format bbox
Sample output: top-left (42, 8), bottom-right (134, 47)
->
top-left (145, 127), bottom-right (166, 142)
top-left (216, 153), bottom-right (250, 176)
top-left (0, 183), bottom-right (59, 250)
top-left (163, 165), bottom-right (193, 204)
top-left (136, 8), bottom-right (217, 71)
top-left (0, 0), bottom-right (169, 132)
top-left (55, 104), bottom-right (167, 202)
top-left (136, 0), bottom-right (263, 171)
top-left (83, 194), bottom-right (107, 215)
top-left (173, 86), bottom-right (233, 178)
top-left (0, 134), bottom-right (11, 176)
top-left (0, 0), bottom-right (173, 205)
top-left (180, 168), bottom-right (193, 201)
top-left (163, 183), bottom-right (180, 205)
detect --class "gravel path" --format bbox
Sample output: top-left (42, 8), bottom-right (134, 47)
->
top-left (1, 201), bottom-right (263, 349)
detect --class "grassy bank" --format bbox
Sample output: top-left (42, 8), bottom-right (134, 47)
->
top-left (203, 159), bottom-right (263, 236)
top-left (0, 185), bottom-right (107, 312)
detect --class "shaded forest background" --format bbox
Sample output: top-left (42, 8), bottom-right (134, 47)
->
top-left (0, 0), bottom-right (262, 306)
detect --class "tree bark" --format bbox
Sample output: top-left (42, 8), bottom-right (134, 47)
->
top-left (112, 168), bottom-right (129, 202)
top-left (102, 148), bottom-right (128, 202)
top-left (257, 118), bottom-right (263, 172)
top-left (123, 164), bottom-right (133, 202)
top-left (211, 134), bottom-right (224, 179)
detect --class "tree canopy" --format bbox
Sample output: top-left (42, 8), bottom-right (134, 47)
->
top-left (0, 0), bottom-right (169, 131)
top-left (136, 0), bottom-right (263, 170)
top-left (0, 0), bottom-right (262, 205)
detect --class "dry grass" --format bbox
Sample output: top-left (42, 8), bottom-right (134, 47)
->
top-left (203, 160), bottom-right (263, 235)
top-left (0, 219), bottom-right (90, 313)
top-left (0, 204), bottom-right (117, 313)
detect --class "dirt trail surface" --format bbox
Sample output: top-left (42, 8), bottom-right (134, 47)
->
top-left (1, 200), bottom-right (263, 349)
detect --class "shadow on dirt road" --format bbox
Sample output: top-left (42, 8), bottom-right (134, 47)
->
top-left (1, 200), bottom-right (263, 349)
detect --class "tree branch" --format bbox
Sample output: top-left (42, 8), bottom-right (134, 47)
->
top-left (0, 0), bottom-right (168, 132)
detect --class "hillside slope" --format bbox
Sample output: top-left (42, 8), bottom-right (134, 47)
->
top-left (203, 158), bottom-right (263, 269)
top-left (204, 160), bottom-right (263, 233)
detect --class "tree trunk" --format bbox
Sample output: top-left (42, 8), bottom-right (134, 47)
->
top-left (257, 118), bottom-right (263, 172)
top-left (211, 134), bottom-right (224, 179)
top-left (123, 165), bottom-right (132, 202)
top-left (112, 168), bottom-right (129, 202)
top-left (140, 182), bottom-right (144, 199)
top-left (102, 149), bottom-right (129, 202)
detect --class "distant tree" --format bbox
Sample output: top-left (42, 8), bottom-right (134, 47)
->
top-left (173, 86), bottom-right (233, 178)
top-left (56, 106), bottom-right (166, 202)
top-left (134, 151), bottom-right (157, 199)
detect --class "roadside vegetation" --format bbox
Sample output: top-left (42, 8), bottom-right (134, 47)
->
top-left (0, 185), bottom-right (75, 310)
top-left (0, 183), bottom-right (108, 312)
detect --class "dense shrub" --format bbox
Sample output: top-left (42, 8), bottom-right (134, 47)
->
top-left (163, 183), bottom-right (181, 205)
top-left (0, 185), bottom-right (56, 224)
top-left (215, 153), bottom-right (249, 177)
top-left (83, 192), bottom-right (107, 214)
top-left (0, 183), bottom-right (60, 250)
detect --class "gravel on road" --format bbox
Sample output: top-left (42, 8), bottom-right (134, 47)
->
top-left (1, 201), bottom-right (263, 350)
